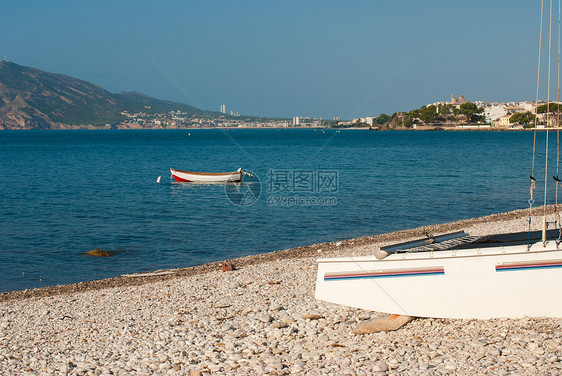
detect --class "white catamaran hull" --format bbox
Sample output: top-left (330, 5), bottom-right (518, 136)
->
top-left (316, 240), bottom-right (562, 319)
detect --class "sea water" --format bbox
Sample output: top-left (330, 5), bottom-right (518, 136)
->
top-left (0, 129), bottom-right (556, 292)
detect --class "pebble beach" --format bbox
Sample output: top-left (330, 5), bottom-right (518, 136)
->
top-left (2, 208), bottom-right (562, 375)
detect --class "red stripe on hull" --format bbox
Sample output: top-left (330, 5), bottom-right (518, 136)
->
top-left (172, 175), bottom-right (192, 182)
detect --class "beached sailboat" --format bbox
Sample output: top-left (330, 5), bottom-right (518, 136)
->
top-left (315, 1), bottom-right (562, 319)
top-left (316, 230), bottom-right (562, 319)
top-left (170, 168), bottom-right (253, 183)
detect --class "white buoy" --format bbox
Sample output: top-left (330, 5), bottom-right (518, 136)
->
top-left (157, 176), bottom-right (161, 183)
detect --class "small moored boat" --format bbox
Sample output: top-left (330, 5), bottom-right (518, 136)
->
top-left (170, 168), bottom-right (252, 183)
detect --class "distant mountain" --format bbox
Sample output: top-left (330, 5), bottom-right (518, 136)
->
top-left (0, 60), bottom-right (208, 129)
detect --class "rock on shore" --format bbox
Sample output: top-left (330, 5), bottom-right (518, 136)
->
top-left (1, 213), bottom-right (562, 375)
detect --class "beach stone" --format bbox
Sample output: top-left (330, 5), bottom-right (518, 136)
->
top-left (528, 342), bottom-right (539, 350)
top-left (358, 312), bottom-right (372, 320)
top-left (373, 361), bottom-right (389, 372)
top-left (353, 315), bottom-right (414, 334)
top-left (258, 314), bottom-right (273, 323)
top-left (292, 364), bottom-right (304, 373)
top-left (86, 248), bottom-right (114, 257)
top-left (302, 314), bottom-right (323, 320)
top-left (228, 353), bottom-right (243, 361)
top-left (270, 304), bottom-right (284, 311)
top-left (444, 362), bottom-right (457, 370)
top-left (272, 321), bottom-right (288, 329)
top-left (487, 348), bottom-right (501, 356)
top-left (221, 262), bottom-right (235, 272)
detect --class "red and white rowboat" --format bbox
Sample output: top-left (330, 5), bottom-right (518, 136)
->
top-left (170, 168), bottom-right (252, 183)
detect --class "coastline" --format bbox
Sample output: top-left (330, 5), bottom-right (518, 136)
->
top-left (2, 206), bottom-right (562, 375)
top-left (0, 205), bottom-right (551, 302)
top-left (0, 125), bottom-right (553, 131)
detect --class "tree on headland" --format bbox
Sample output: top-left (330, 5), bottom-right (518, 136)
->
top-left (418, 105), bottom-right (438, 124)
top-left (389, 112), bottom-right (413, 128)
top-left (438, 103), bottom-right (454, 115)
top-left (373, 101), bottom-right (484, 129)
top-left (374, 113), bottom-right (391, 124)
top-left (509, 111), bottom-right (535, 125)
top-left (536, 102), bottom-right (562, 113)
top-left (459, 102), bottom-right (484, 122)
top-left (403, 116), bottom-right (413, 127)
top-left (409, 108), bottom-right (421, 120)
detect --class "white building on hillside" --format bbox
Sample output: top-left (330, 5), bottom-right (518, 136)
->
top-left (352, 117), bottom-right (374, 126)
top-left (479, 101), bottom-right (535, 123)
top-left (494, 114), bottom-right (512, 127)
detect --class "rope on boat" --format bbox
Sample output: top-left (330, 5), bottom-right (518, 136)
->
top-left (529, 176), bottom-right (536, 247)
top-left (530, 176), bottom-right (536, 203)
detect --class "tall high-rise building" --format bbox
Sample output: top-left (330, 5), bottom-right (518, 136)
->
top-left (220, 104), bottom-right (226, 114)
top-left (292, 116), bottom-right (300, 126)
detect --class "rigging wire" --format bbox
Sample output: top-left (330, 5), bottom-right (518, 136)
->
top-left (531, 0), bottom-right (545, 241)
top-left (542, 0), bottom-right (553, 245)
top-left (554, 0), bottom-right (560, 241)
top-left (545, 0), bottom-right (553, 215)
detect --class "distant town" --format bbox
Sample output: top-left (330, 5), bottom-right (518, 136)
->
top-left (118, 102), bottom-right (334, 129)
top-left (119, 95), bottom-right (557, 130)
top-left (119, 107), bottom-right (330, 129)
top-left (351, 94), bottom-right (559, 130)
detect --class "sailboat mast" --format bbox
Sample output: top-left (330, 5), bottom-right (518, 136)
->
top-left (531, 0), bottom-right (545, 247)
top-left (554, 0), bottom-right (561, 241)
top-left (543, 0), bottom-right (554, 245)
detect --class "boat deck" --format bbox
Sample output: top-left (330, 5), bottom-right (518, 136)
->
top-left (381, 229), bottom-right (558, 255)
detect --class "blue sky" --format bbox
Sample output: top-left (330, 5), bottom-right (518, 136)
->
top-left (0, 1), bottom-right (545, 119)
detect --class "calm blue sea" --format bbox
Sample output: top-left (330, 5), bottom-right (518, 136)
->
top-left (0, 129), bottom-right (557, 292)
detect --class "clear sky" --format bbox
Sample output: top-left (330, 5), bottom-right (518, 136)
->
top-left (0, 0), bottom-right (547, 119)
